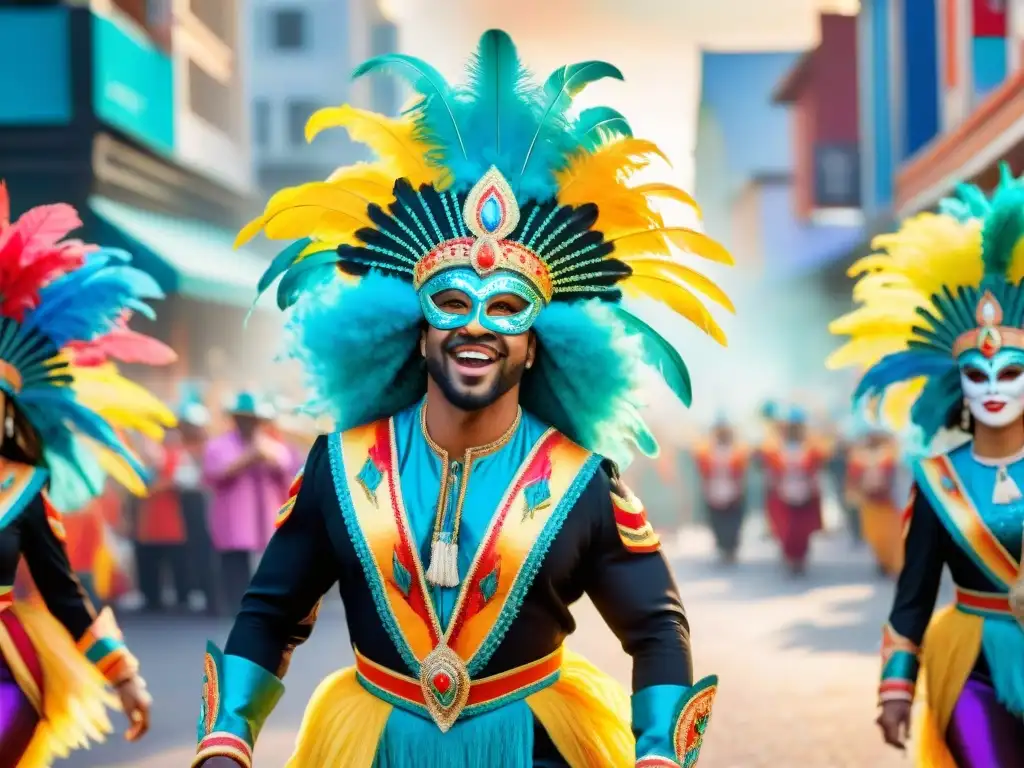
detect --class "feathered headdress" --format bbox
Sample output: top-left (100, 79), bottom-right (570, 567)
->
top-left (239, 30), bottom-right (733, 466)
top-left (827, 166), bottom-right (1024, 442)
top-left (0, 183), bottom-right (176, 509)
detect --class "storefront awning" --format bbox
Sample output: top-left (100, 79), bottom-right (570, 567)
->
top-left (89, 196), bottom-right (274, 311)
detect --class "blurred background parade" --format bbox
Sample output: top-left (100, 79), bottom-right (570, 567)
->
top-left (1, 0), bottom-right (1020, 764)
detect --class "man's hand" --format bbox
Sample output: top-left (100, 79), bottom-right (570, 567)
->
top-left (877, 699), bottom-right (912, 750)
top-left (116, 675), bottom-right (152, 741)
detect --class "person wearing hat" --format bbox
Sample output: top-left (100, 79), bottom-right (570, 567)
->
top-left (202, 391), bottom-right (292, 612)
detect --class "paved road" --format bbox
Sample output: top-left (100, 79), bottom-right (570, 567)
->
top-left (75, 521), bottom-right (936, 767)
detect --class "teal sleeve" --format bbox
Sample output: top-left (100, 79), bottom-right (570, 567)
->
top-left (633, 676), bottom-right (718, 767)
top-left (193, 642), bottom-right (285, 768)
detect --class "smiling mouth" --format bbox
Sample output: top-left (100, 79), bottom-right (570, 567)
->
top-left (449, 344), bottom-right (500, 372)
top-left (983, 401), bottom-right (1007, 413)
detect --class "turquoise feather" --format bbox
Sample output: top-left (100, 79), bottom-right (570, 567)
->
top-left (612, 306), bottom-right (692, 406)
top-left (352, 52), bottom-right (469, 165)
top-left (518, 60), bottom-right (624, 188)
top-left (275, 251), bottom-right (340, 309)
top-left (576, 106), bottom-right (632, 149)
top-left (258, 237), bottom-right (313, 295)
top-left (980, 182), bottom-right (1024, 282)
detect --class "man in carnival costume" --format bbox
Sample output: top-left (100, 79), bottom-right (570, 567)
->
top-left (193, 31), bottom-right (732, 768)
top-left (829, 169), bottom-right (1024, 767)
top-left (0, 184), bottom-right (176, 765)
top-left (692, 412), bottom-right (749, 564)
top-left (758, 405), bottom-right (828, 574)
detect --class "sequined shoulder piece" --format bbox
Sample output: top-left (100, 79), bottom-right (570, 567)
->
top-left (610, 477), bottom-right (660, 554)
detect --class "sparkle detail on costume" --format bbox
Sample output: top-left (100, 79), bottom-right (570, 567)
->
top-left (672, 675), bottom-right (718, 767)
top-left (354, 645), bottom-right (563, 723)
top-left (201, 650), bottom-right (220, 735)
top-left (951, 291), bottom-right (1024, 358)
top-left (419, 643), bottom-right (471, 731)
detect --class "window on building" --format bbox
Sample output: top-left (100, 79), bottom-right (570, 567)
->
top-left (189, 0), bottom-right (235, 47)
top-left (253, 100), bottom-right (270, 147)
top-left (287, 100), bottom-right (319, 146)
top-left (273, 8), bottom-right (306, 51)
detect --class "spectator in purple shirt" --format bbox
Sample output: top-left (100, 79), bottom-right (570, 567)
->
top-left (202, 391), bottom-right (292, 612)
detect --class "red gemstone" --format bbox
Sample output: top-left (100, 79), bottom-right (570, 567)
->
top-left (476, 243), bottom-right (496, 269)
top-left (432, 671), bottom-right (452, 694)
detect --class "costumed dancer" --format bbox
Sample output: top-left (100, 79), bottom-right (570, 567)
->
top-left (828, 171), bottom-right (1024, 767)
top-left (844, 417), bottom-right (903, 577)
top-left (693, 413), bottom-right (749, 563)
top-left (759, 405), bottom-right (827, 574)
top-left (0, 184), bottom-right (176, 765)
top-left (192, 30), bottom-right (732, 768)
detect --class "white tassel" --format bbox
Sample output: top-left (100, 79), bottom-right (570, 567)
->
top-left (993, 467), bottom-right (1023, 505)
top-left (425, 537), bottom-right (460, 587)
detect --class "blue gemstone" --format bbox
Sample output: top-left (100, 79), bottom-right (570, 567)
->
top-left (480, 195), bottom-right (502, 233)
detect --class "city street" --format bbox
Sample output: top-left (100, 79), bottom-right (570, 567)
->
top-left (79, 522), bottom-right (928, 768)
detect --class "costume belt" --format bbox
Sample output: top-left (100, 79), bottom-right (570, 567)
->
top-left (955, 585), bottom-right (1018, 621)
top-left (355, 645), bottom-right (562, 727)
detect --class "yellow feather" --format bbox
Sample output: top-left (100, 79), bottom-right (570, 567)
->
top-left (1009, 236), bottom-right (1024, 284)
top-left (827, 305), bottom-right (918, 337)
top-left (624, 258), bottom-right (734, 312)
top-left (305, 105), bottom-right (441, 187)
top-left (622, 275), bottom-right (727, 345)
top-left (609, 227), bottom-right (733, 265)
top-left (825, 336), bottom-right (909, 370)
top-left (72, 366), bottom-right (176, 437)
top-left (557, 138), bottom-right (667, 194)
top-left (260, 184), bottom-right (374, 244)
top-left (93, 444), bottom-right (147, 497)
top-left (633, 183), bottom-right (702, 219)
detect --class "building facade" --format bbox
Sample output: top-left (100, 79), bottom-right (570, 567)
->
top-left (0, 0), bottom-right (276, 397)
top-left (247, 0), bottom-right (400, 193)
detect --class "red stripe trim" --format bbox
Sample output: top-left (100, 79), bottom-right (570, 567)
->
top-left (880, 684), bottom-right (913, 696)
top-left (356, 648), bottom-right (562, 709)
top-left (198, 733), bottom-right (253, 760)
top-left (624, 541), bottom-right (661, 554)
top-left (613, 503), bottom-right (647, 530)
top-left (0, 611), bottom-right (43, 693)
top-left (955, 586), bottom-right (1012, 614)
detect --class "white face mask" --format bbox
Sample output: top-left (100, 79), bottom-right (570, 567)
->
top-left (959, 349), bottom-right (1024, 429)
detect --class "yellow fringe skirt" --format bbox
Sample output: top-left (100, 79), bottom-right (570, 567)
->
top-left (0, 601), bottom-right (117, 767)
top-left (914, 605), bottom-right (984, 768)
top-left (286, 648), bottom-right (635, 768)
top-left (860, 500), bottom-right (903, 576)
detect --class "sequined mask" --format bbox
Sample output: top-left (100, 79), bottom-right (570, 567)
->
top-left (415, 167), bottom-right (551, 334)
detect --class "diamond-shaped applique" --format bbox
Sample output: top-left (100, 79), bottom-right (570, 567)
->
top-left (392, 549), bottom-right (412, 597)
top-left (356, 454), bottom-right (383, 506)
top-left (522, 477), bottom-right (551, 521)
top-left (479, 560), bottom-right (500, 604)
